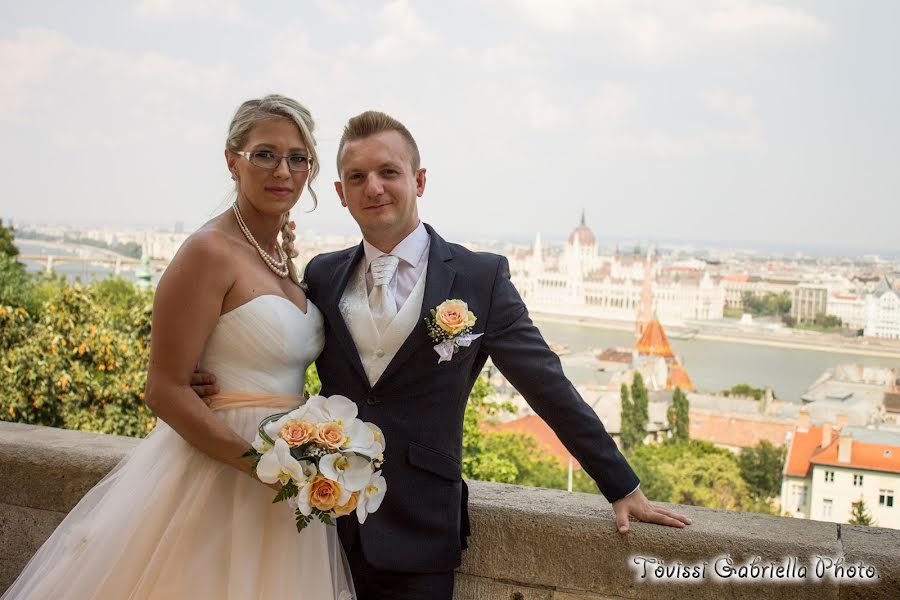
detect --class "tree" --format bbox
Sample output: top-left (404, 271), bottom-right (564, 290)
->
top-left (737, 440), bottom-right (785, 501)
top-left (619, 382), bottom-right (636, 453)
top-left (721, 384), bottom-right (773, 401)
top-left (848, 498), bottom-right (875, 526)
top-left (630, 440), bottom-right (753, 512)
top-left (1, 277), bottom-right (155, 437)
top-left (0, 218), bottom-right (19, 259)
top-left (460, 375), bottom-right (598, 493)
top-left (667, 387), bottom-right (690, 442)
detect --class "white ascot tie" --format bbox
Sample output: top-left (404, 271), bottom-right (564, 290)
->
top-left (369, 254), bottom-right (400, 334)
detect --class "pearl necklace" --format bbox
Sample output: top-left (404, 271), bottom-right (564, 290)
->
top-left (232, 201), bottom-right (289, 278)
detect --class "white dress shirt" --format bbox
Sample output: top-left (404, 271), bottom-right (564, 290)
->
top-left (363, 221), bottom-right (430, 313)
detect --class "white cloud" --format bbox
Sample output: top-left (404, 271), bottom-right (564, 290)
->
top-left (703, 89), bottom-right (756, 121)
top-left (527, 92), bottom-right (570, 131)
top-left (504, 0), bottom-right (827, 61)
top-left (133, 0), bottom-right (243, 22)
top-left (0, 28), bottom-right (69, 118)
top-left (698, 1), bottom-right (828, 37)
top-left (585, 84), bottom-right (634, 126)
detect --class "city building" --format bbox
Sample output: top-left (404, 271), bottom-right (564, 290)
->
top-left (508, 214), bottom-right (725, 326)
top-left (781, 413), bottom-right (900, 529)
top-left (792, 284), bottom-right (828, 323)
top-left (864, 277), bottom-right (900, 340)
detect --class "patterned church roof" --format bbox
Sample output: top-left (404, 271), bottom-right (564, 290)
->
top-left (636, 319), bottom-right (675, 358)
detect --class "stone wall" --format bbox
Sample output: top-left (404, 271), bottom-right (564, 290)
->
top-left (1, 421), bottom-right (897, 599)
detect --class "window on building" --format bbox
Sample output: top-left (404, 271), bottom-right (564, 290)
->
top-left (823, 498), bottom-right (833, 518)
top-left (879, 490), bottom-right (894, 508)
top-left (792, 484), bottom-right (808, 511)
top-left (824, 470), bottom-right (834, 483)
top-left (853, 474), bottom-right (864, 486)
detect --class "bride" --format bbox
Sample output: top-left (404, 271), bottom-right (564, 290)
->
top-left (2, 95), bottom-right (354, 599)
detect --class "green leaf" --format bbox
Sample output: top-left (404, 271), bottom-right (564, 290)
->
top-left (273, 480), bottom-right (299, 504)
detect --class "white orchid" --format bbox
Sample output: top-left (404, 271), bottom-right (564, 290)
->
top-left (256, 439), bottom-right (314, 486)
top-left (318, 453), bottom-right (372, 492)
top-left (251, 431), bottom-right (272, 454)
top-left (341, 418), bottom-right (381, 458)
top-left (316, 394), bottom-right (359, 423)
top-left (356, 470), bottom-right (387, 524)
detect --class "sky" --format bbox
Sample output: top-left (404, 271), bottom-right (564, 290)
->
top-left (1, 0), bottom-right (898, 254)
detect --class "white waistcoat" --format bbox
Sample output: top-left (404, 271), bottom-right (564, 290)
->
top-left (338, 258), bottom-right (428, 387)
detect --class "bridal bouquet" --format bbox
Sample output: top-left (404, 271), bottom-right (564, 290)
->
top-left (244, 395), bottom-right (387, 532)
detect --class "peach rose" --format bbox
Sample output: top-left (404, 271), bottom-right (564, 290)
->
top-left (279, 419), bottom-right (317, 447)
top-left (435, 299), bottom-right (476, 335)
top-left (308, 476), bottom-right (343, 512)
top-left (333, 491), bottom-right (360, 517)
top-left (317, 421), bottom-right (346, 450)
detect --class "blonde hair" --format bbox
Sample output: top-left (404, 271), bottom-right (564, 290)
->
top-left (226, 94), bottom-right (317, 287)
top-left (336, 110), bottom-right (420, 176)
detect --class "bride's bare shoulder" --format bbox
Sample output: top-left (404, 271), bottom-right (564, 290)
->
top-left (159, 219), bottom-right (239, 293)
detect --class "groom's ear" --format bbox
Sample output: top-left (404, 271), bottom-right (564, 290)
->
top-left (415, 168), bottom-right (427, 197)
top-left (335, 181), bottom-right (347, 207)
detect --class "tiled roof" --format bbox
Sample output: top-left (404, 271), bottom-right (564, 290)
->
top-left (690, 412), bottom-right (793, 450)
top-left (811, 437), bottom-right (900, 474)
top-left (784, 426), bottom-right (832, 478)
top-left (488, 415), bottom-right (577, 466)
top-left (636, 319), bottom-right (674, 358)
top-left (667, 363), bottom-right (695, 391)
top-left (786, 425), bottom-right (900, 477)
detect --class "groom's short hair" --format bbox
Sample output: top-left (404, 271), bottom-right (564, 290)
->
top-left (336, 111), bottom-right (421, 175)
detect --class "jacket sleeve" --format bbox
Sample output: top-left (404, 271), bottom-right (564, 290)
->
top-left (480, 256), bottom-right (640, 502)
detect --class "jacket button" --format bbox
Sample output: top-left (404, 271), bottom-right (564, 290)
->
top-left (366, 395), bottom-right (379, 405)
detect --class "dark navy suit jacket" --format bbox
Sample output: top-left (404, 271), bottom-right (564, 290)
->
top-left (304, 223), bottom-right (639, 573)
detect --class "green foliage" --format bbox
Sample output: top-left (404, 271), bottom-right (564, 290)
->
top-left (0, 271), bottom-right (156, 437)
top-left (848, 498), bottom-right (875, 526)
top-left (667, 387), bottom-right (690, 443)
top-left (737, 440), bottom-right (785, 501)
top-left (621, 373), bottom-right (648, 454)
top-left (721, 383), bottom-right (773, 401)
top-left (741, 291), bottom-right (791, 317)
top-left (0, 219), bottom-right (20, 259)
top-left (461, 375), bottom-right (598, 494)
top-left (304, 362), bottom-right (322, 396)
top-left (630, 440), bottom-right (755, 512)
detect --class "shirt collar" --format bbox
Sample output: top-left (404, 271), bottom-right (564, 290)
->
top-left (363, 221), bottom-right (429, 271)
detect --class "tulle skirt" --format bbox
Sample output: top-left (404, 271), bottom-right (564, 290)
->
top-left (2, 406), bottom-right (354, 600)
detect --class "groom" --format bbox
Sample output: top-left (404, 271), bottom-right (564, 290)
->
top-left (196, 111), bottom-right (689, 599)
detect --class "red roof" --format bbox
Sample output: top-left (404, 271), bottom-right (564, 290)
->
top-left (487, 415), bottom-right (578, 466)
top-left (811, 438), bottom-right (900, 474)
top-left (690, 412), bottom-right (793, 450)
top-left (785, 426), bottom-right (832, 477)
top-left (667, 363), bottom-right (695, 391)
top-left (723, 274), bottom-right (750, 282)
top-left (636, 319), bottom-right (675, 357)
top-left (786, 425), bottom-right (900, 477)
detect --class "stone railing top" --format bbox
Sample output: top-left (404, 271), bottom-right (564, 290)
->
top-left (1, 421), bottom-right (897, 599)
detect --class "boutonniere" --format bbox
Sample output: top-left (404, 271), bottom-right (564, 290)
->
top-left (425, 299), bottom-right (483, 364)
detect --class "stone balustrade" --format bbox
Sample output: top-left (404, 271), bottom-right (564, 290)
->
top-left (1, 421), bottom-right (896, 599)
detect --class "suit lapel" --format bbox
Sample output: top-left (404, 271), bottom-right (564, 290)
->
top-left (321, 244), bottom-right (369, 386)
top-left (374, 224), bottom-right (455, 388)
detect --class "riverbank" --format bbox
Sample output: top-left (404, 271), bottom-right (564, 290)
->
top-left (531, 312), bottom-right (900, 360)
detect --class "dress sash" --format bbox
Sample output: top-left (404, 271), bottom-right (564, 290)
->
top-left (207, 391), bottom-right (304, 412)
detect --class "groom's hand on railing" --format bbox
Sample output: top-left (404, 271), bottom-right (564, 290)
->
top-left (612, 488), bottom-right (692, 534)
top-left (190, 369), bottom-right (219, 404)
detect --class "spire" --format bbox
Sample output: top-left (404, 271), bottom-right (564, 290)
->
top-left (580, 209), bottom-right (586, 226)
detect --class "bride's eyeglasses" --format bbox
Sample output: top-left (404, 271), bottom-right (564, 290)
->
top-left (234, 150), bottom-right (313, 172)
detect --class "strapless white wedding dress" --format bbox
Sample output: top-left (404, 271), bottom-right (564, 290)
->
top-left (2, 295), bottom-right (354, 600)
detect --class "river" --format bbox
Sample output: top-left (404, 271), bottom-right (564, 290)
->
top-left (534, 319), bottom-right (899, 402)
